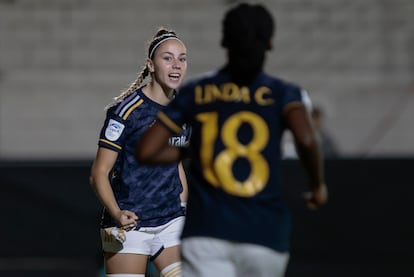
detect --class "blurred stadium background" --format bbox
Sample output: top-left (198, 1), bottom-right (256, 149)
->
top-left (0, 0), bottom-right (413, 276)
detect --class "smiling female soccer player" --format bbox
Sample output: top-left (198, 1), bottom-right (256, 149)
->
top-left (90, 28), bottom-right (189, 277)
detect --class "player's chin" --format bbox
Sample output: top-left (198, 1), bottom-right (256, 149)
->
top-left (167, 77), bottom-right (183, 88)
top-left (169, 83), bottom-right (180, 89)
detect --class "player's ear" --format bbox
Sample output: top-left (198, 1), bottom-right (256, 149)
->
top-left (146, 58), bottom-right (155, 73)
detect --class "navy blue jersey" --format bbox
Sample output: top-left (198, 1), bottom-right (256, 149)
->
top-left (156, 69), bottom-right (305, 252)
top-left (98, 88), bottom-right (188, 228)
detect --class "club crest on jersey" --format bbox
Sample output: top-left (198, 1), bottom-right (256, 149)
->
top-left (105, 119), bottom-right (125, 141)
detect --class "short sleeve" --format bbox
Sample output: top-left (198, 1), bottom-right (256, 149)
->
top-left (98, 110), bottom-right (128, 152)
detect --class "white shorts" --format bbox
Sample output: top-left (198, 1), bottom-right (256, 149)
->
top-left (101, 216), bottom-right (184, 257)
top-left (181, 237), bottom-right (289, 277)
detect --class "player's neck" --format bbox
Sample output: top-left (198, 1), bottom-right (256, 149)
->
top-left (142, 83), bottom-right (173, 106)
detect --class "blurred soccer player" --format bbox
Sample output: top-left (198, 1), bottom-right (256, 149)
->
top-left (90, 28), bottom-right (189, 277)
top-left (135, 3), bottom-right (328, 277)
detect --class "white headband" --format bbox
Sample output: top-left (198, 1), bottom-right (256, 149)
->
top-left (148, 34), bottom-right (183, 59)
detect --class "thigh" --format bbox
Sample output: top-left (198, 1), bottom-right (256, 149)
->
top-left (181, 237), bottom-right (236, 277)
top-left (151, 217), bottom-right (184, 272)
top-left (101, 227), bottom-right (153, 274)
top-left (101, 227), bottom-right (151, 254)
top-left (152, 245), bottom-right (180, 272)
top-left (104, 252), bottom-right (148, 274)
top-left (234, 243), bottom-right (289, 277)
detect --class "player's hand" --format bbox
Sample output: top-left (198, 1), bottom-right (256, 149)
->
top-left (304, 184), bottom-right (328, 210)
top-left (116, 210), bottom-right (138, 230)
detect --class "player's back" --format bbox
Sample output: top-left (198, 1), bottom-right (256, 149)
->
top-left (175, 68), bottom-right (305, 252)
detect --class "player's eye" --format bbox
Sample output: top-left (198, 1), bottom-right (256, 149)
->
top-left (163, 56), bottom-right (173, 62)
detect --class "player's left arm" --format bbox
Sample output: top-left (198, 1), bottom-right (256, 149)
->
top-left (135, 121), bottom-right (181, 164)
top-left (284, 102), bottom-right (328, 209)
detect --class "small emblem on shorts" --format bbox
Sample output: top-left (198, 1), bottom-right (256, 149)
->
top-left (105, 119), bottom-right (125, 141)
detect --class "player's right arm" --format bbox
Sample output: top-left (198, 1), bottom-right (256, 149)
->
top-left (283, 103), bottom-right (328, 209)
top-left (135, 115), bottom-right (183, 164)
top-left (90, 147), bottom-right (138, 226)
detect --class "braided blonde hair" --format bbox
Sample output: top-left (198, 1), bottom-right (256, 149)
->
top-left (105, 27), bottom-right (178, 109)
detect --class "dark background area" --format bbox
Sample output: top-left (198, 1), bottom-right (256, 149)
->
top-left (0, 158), bottom-right (413, 276)
top-left (283, 159), bottom-right (413, 276)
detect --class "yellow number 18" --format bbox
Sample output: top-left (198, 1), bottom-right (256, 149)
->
top-left (196, 111), bottom-right (270, 197)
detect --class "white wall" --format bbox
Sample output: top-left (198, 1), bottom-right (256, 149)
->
top-left (0, 0), bottom-right (413, 159)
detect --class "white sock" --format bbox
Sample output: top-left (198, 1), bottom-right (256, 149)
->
top-left (160, 261), bottom-right (182, 277)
